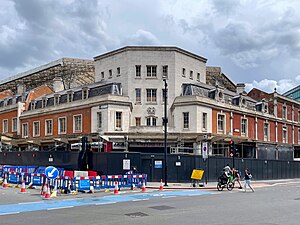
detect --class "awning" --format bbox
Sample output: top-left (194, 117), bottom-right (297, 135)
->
top-left (54, 138), bottom-right (69, 144)
top-left (1, 136), bottom-right (12, 145)
top-left (27, 139), bottom-right (41, 146)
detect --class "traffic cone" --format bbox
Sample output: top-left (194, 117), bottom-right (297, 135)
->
top-left (142, 181), bottom-right (146, 192)
top-left (159, 179), bottom-right (163, 191)
top-left (3, 175), bottom-right (8, 188)
top-left (114, 182), bottom-right (119, 194)
top-left (41, 182), bottom-right (47, 197)
top-left (44, 185), bottom-right (51, 200)
top-left (20, 180), bottom-right (26, 193)
top-left (131, 183), bottom-right (135, 191)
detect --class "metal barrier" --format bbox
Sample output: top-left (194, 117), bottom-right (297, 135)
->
top-left (1, 165), bottom-right (147, 193)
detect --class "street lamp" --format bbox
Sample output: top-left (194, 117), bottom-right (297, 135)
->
top-left (163, 79), bottom-right (168, 186)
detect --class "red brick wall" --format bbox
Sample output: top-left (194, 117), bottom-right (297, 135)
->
top-left (247, 116), bottom-right (255, 139)
top-left (277, 123), bottom-right (282, 143)
top-left (287, 105), bottom-right (292, 121)
top-left (233, 113), bottom-right (242, 136)
top-left (257, 118), bottom-right (264, 141)
top-left (269, 121), bottom-right (276, 142)
top-left (277, 102), bottom-right (283, 118)
top-left (0, 110), bottom-right (18, 134)
top-left (21, 107), bottom-right (91, 138)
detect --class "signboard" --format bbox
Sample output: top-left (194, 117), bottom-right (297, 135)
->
top-left (45, 166), bottom-right (59, 179)
top-left (202, 142), bottom-right (208, 159)
top-left (154, 160), bottom-right (163, 169)
top-left (175, 161), bottom-right (181, 167)
top-left (123, 159), bottom-right (130, 170)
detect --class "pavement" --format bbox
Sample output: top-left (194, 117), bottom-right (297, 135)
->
top-left (146, 178), bottom-right (300, 190)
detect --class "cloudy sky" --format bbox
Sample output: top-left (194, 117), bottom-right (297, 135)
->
top-left (1, 0), bottom-right (300, 94)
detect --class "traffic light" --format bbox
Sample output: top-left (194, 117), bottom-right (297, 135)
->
top-left (229, 140), bottom-right (235, 157)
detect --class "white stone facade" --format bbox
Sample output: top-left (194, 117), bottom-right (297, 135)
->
top-left (94, 46), bottom-right (207, 133)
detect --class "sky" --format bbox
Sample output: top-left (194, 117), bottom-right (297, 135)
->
top-left (1, 0), bottom-right (300, 94)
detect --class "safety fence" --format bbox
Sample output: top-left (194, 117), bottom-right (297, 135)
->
top-left (0, 165), bottom-right (147, 192)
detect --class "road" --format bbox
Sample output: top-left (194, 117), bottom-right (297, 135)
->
top-left (1, 182), bottom-right (300, 225)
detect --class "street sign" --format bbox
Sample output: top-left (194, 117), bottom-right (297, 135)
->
top-left (154, 160), bottom-right (162, 169)
top-left (45, 166), bottom-right (59, 179)
top-left (202, 142), bottom-right (208, 159)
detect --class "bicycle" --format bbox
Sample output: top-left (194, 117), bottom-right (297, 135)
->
top-left (217, 175), bottom-right (234, 191)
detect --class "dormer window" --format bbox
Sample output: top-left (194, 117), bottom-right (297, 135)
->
top-left (82, 88), bottom-right (88, 100)
top-left (218, 92), bottom-right (223, 99)
top-left (42, 98), bottom-right (47, 108)
top-left (68, 91), bottom-right (73, 102)
top-left (54, 95), bottom-right (59, 105)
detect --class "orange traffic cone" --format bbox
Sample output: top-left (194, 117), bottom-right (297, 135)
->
top-left (44, 185), bottom-right (51, 200)
top-left (42, 182), bottom-right (47, 197)
top-left (159, 179), bottom-right (163, 191)
top-left (114, 181), bottom-right (119, 194)
top-left (142, 181), bottom-right (146, 192)
top-left (20, 180), bottom-right (26, 193)
top-left (3, 174), bottom-right (8, 188)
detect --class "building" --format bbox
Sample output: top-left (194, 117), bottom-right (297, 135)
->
top-left (283, 85), bottom-right (300, 101)
top-left (0, 46), bottom-right (299, 161)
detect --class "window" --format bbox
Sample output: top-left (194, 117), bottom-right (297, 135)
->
top-left (45, 119), bottom-right (53, 135)
top-left (183, 112), bottom-right (189, 129)
top-left (298, 111), bottom-right (300, 122)
top-left (2, 119), bottom-right (8, 133)
top-left (74, 115), bottom-right (82, 133)
top-left (189, 71), bottom-right (193, 79)
top-left (68, 92), bottom-right (73, 102)
top-left (135, 88), bottom-right (141, 103)
top-left (197, 73), bottom-right (200, 81)
top-left (101, 71), bottom-right (104, 79)
top-left (217, 114), bottom-right (225, 133)
top-left (42, 98), bottom-right (47, 108)
top-left (283, 126), bottom-right (287, 143)
top-left (162, 65), bottom-right (168, 78)
top-left (283, 105), bottom-right (287, 119)
top-left (58, 117), bottom-right (66, 134)
top-left (135, 65), bottom-right (141, 78)
top-left (109, 69), bottom-right (112, 78)
top-left (264, 122), bottom-right (269, 141)
top-left (22, 123), bottom-right (28, 138)
top-left (162, 89), bottom-right (168, 104)
top-left (97, 112), bottom-right (102, 130)
top-left (135, 117), bottom-right (141, 126)
top-left (146, 116), bottom-right (157, 126)
top-left (241, 118), bottom-right (247, 136)
top-left (298, 128), bottom-right (300, 144)
top-left (55, 95), bottom-right (59, 105)
top-left (202, 113), bottom-right (207, 130)
top-left (33, 121), bottom-right (40, 137)
top-left (146, 89), bottom-right (157, 103)
top-left (182, 68), bottom-right (186, 77)
top-left (115, 112), bottom-right (122, 129)
top-left (82, 89), bottom-right (88, 99)
top-left (117, 67), bottom-right (120, 76)
top-left (146, 65), bottom-right (157, 77)
top-left (12, 118), bottom-right (17, 132)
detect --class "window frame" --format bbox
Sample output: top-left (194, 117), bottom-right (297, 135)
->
top-left (33, 121), bottom-right (40, 137)
top-left (217, 114), bottom-right (225, 133)
top-left (73, 114), bottom-right (82, 133)
top-left (183, 112), bottom-right (189, 129)
top-left (12, 117), bottom-right (17, 132)
top-left (45, 119), bottom-right (53, 136)
top-left (162, 65), bottom-right (168, 78)
top-left (135, 117), bottom-right (141, 126)
top-left (282, 105), bottom-right (287, 119)
top-left (135, 88), bottom-right (141, 103)
top-left (282, 126), bottom-right (287, 143)
top-left (202, 112), bottom-right (207, 131)
top-left (146, 65), bottom-right (157, 78)
top-left (2, 119), bottom-right (8, 133)
top-left (58, 117), bottom-right (67, 134)
top-left (135, 65), bottom-right (141, 78)
top-left (264, 122), bottom-right (269, 141)
top-left (115, 111), bottom-right (122, 130)
top-left (97, 112), bottom-right (102, 130)
top-left (22, 123), bottom-right (28, 138)
top-left (146, 116), bottom-right (157, 127)
top-left (241, 118), bottom-right (248, 136)
top-left (146, 89), bottom-right (157, 103)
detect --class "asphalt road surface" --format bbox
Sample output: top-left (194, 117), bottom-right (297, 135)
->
top-left (1, 182), bottom-right (300, 225)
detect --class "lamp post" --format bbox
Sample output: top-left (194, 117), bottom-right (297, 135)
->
top-left (163, 79), bottom-right (168, 186)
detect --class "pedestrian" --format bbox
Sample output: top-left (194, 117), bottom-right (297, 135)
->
top-left (244, 168), bottom-right (254, 192)
top-left (223, 164), bottom-right (232, 178)
top-left (232, 168), bottom-right (243, 189)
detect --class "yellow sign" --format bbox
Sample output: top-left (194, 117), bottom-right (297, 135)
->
top-left (191, 169), bottom-right (204, 180)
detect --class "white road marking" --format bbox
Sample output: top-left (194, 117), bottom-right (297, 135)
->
top-left (162, 196), bottom-right (176, 199)
top-left (95, 202), bottom-right (116, 205)
top-left (132, 198), bottom-right (149, 201)
top-left (18, 201), bottom-right (41, 205)
top-left (0, 212), bottom-right (20, 216)
top-left (47, 206), bottom-right (74, 210)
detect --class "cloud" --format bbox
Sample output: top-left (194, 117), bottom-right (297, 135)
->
top-left (122, 29), bottom-right (160, 46)
top-left (245, 76), bottom-right (300, 94)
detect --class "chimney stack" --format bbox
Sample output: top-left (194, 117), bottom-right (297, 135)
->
top-left (53, 77), bottom-right (64, 92)
top-left (236, 83), bottom-right (245, 94)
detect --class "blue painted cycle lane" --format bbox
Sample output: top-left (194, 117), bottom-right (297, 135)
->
top-left (0, 190), bottom-right (213, 215)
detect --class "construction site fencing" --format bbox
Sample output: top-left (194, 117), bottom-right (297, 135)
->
top-left (1, 170), bottom-right (147, 192)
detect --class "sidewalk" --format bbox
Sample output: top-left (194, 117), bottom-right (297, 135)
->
top-left (146, 178), bottom-right (300, 190)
